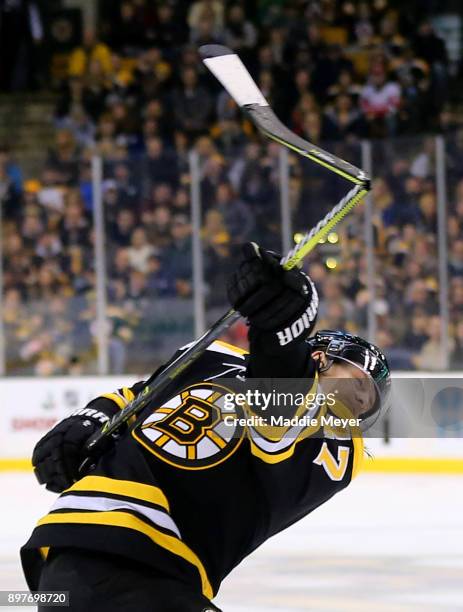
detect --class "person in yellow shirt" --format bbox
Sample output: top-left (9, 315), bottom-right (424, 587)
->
top-left (68, 30), bottom-right (113, 79)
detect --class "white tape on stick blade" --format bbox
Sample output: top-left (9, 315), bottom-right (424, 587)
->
top-left (203, 54), bottom-right (268, 108)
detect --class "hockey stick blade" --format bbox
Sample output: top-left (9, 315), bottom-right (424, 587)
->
top-left (199, 44), bottom-right (369, 187)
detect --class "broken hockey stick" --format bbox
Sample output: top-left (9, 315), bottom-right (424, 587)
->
top-left (79, 46), bottom-right (371, 474)
top-left (80, 184), bottom-right (367, 474)
top-left (199, 44), bottom-right (369, 187)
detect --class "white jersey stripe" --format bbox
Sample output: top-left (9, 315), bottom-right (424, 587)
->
top-left (248, 401), bottom-right (321, 452)
top-left (52, 495), bottom-right (181, 538)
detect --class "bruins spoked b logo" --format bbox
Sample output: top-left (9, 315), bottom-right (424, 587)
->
top-left (133, 383), bottom-right (244, 469)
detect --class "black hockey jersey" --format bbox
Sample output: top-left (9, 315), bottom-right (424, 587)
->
top-left (21, 340), bottom-right (363, 600)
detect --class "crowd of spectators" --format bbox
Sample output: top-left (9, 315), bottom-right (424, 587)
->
top-left (309, 132), bottom-right (463, 372)
top-left (1, 0), bottom-right (463, 374)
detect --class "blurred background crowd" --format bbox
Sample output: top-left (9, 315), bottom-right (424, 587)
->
top-left (1, 0), bottom-right (463, 375)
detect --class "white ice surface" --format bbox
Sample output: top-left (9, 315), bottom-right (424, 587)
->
top-left (1, 472), bottom-right (462, 611)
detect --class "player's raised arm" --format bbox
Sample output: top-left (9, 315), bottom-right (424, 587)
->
top-left (227, 242), bottom-right (319, 378)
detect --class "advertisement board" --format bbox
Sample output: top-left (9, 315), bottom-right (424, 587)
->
top-left (0, 376), bottom-right (137, 462)
top-left (0, 374), bottom-right (462, 472)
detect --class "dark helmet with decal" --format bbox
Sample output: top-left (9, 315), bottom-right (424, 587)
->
top-left (308, 330), bottom-right (391, 431)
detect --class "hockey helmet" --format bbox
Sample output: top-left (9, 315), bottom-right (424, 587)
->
top-left (308, 330), bottom-right (391, 431)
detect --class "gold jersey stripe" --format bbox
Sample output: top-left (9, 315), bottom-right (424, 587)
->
top-left (64, 476), bottom-right (170, 512)
top-left (206, 429), bottom-right (227, 450)
top-left (121, 387), bottom-right (135, 402)
top-left (208, 391), bottom-right (222, 403)
top-left (324, 397), bottom-right (364, 479)
top-left (214, 340), bottom-right (248, 356)
top-left (155, 434), bottom-right (170, 448)
top-left (249, 437), bottom-right (306, 464)
top-left (101, 392), bottom-right (127, 410)
top-left (187, 445), bottom-right (196, 460)
top-left (36, 511), bottom-right (213, 599)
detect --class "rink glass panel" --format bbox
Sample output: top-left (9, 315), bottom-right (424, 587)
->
top-left (1, 156), bottom-right (99, 376)
top-left (444, 128), bottom-right (463, 371)
top-left (370, 135), bottom-right (444, 371)
top-left (288, 140), bottom-right (368, 339)
top-left (199, 141), bottom-right (283, 351)
top-left (102, 153), bottom-right (194, 374)
top-left (1, 134), bottom-right (459, 376)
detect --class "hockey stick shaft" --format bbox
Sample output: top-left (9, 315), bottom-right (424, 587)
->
top-left (80, 183), bottom-right (367, 472)
top-left (282, 184), bottom-right (368, 268)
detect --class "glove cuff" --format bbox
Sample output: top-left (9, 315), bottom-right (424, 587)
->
top-left (69, 406), bottom-right (112, 425)
top-left (249, 278), bottom-right (318, 355)
top-left (276, 276), bottom-right (318, 345)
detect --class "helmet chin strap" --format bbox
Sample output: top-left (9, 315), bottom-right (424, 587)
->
top-left (317, 356), bottom-right (334, 373)
top-left (311, 348), bottom-right (335, 373)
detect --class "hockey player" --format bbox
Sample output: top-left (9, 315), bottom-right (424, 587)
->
top-left (22, 243), bottom-right (391, 611)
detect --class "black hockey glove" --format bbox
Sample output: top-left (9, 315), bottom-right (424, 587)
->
top-left (32, 404), bottom-right (116, 493)
top-left (227, 242), bottom-right (318, 354)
